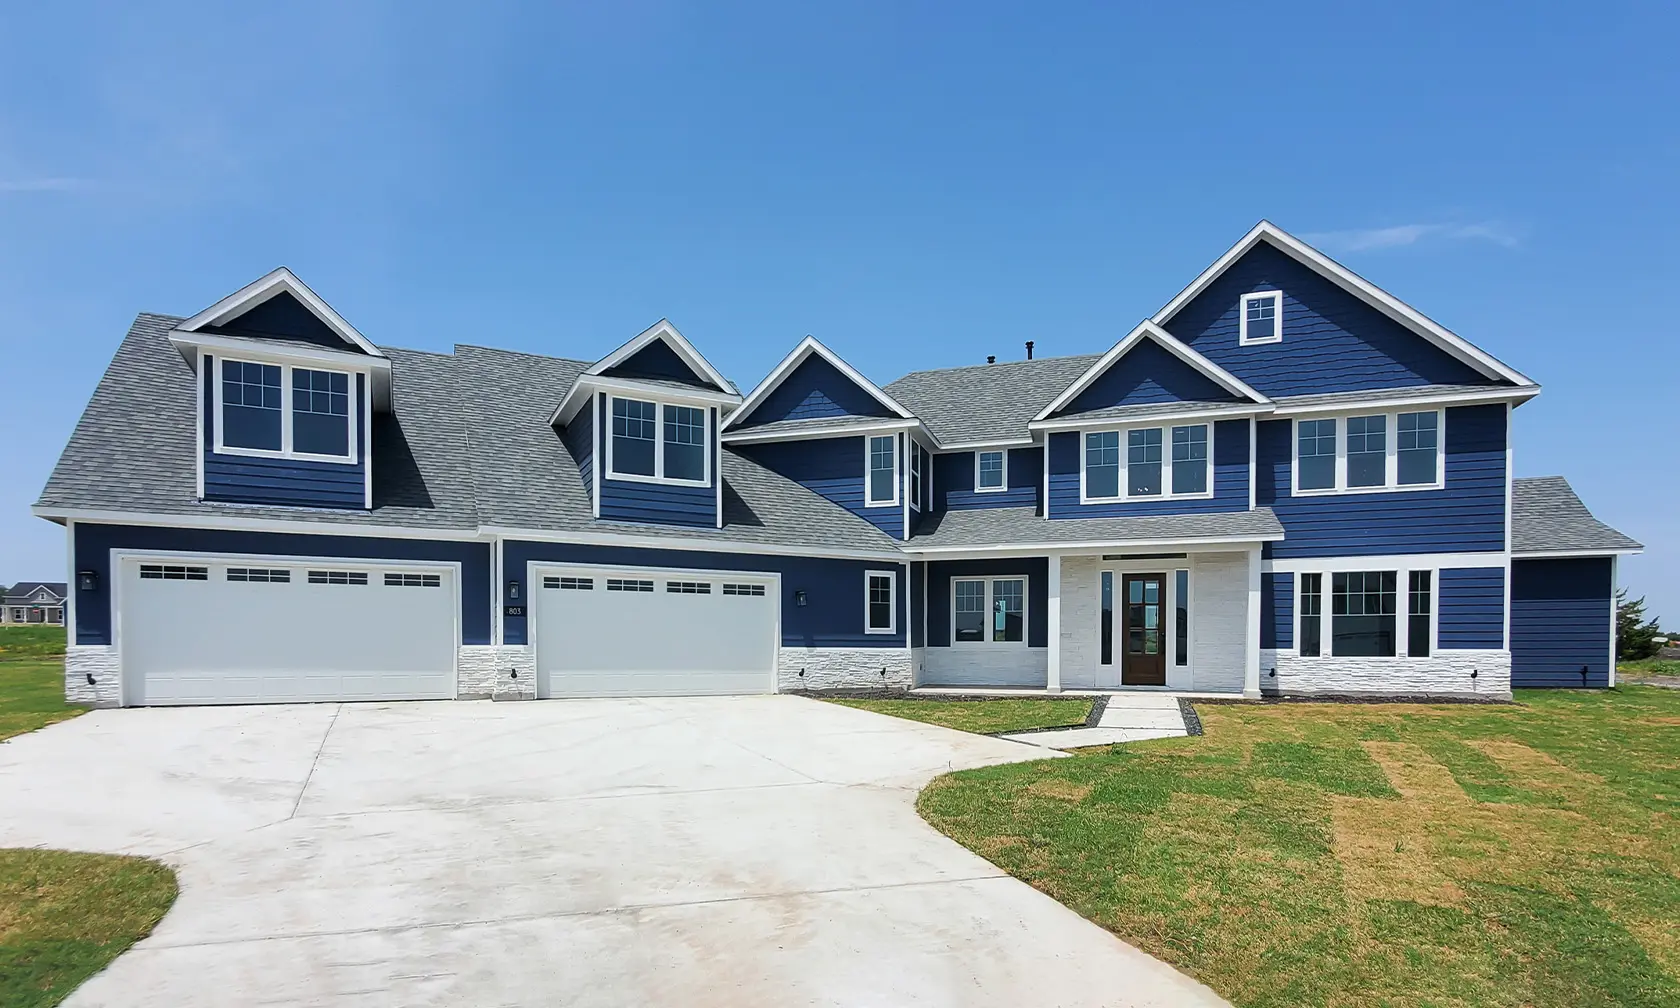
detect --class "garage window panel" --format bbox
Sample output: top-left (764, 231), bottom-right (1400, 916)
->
top-left (666, 581), bottom-right (712, 594)
top-left (544, 576), bottom-right (594, 590)
top-left (384, 572), bottom-right (441, 588)
top-left (607, 578), bottom-right (655, 593)
top-left (722, 583), bottom-right (766, 597)
top-left (308, 570), bottom-right (369, 586)
top-left (227, 568), bottom-right (290, 583)
top-left (139, 564), bottom-right (209, 581)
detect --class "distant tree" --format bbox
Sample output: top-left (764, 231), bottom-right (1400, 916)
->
top-left (1616, 591), bottom-right (1664, 660)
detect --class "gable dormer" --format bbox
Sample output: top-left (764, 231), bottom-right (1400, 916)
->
top-left (552, 321), bottom-right (742, 528)
top-left (1153, 222), bottom-right (1535, 398)
top-left (726, 336), bottom-right (914, 434)
top-left (169, 268), bottom-right (390, 510)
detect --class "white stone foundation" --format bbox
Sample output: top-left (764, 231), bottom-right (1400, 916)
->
top-left (919, 647), bottom-right (1049, 688)
top-left (1261, 648), bottom-right (1512, 699)
top-left (778, 647), bottom-right (913, 691)
top-left (456, 645), bottom-right (536, 700)
top-left (65, 645), bottom-right (122, 708)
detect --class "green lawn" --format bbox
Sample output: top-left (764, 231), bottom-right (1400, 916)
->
top-left (918, 687), bottom-right (1680, 1008)
top-left (0, 630), bottom-right (178, 1007)
top-left (1621, 659), bottom-right (1680, 679)
top-left (824, 696), bottom-right (1094, 734)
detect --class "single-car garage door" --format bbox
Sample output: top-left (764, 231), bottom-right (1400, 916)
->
top-left (533, 567), bottom-right (778, 697)
top-left (120, 557), bottom-right (458, 706)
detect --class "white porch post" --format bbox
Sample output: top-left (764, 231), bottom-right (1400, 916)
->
top-left (1046, 553), bottom-right (1062, 693)
top-left (1244, 545), bottom-right (1262, 698)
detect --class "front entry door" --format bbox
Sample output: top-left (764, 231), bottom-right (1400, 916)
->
top-left (1121, 573), bottom-right (1166, 686)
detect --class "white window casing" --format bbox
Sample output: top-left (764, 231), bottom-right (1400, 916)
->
top-left (604, 394), bottom-right (711, 487)
top-left (865, 435), bottom-right (899, 507)
top-left (864, 569), bottom-right (898, 634)
top-left (1295, 566), bottom-right (1439, 660)
top-left (950, 575), bottom-right (1029, 648)
top-left (212, 356), bottom-right (360, 464)
top-left (975, 450), bottom-right (1008, 493)
top-left (1079, 423), bottom-right (1214, 504)
top-left (1238, 291), bottom-right (1283, 345)
top-left (1290, 409), bottom-right (1445, 496)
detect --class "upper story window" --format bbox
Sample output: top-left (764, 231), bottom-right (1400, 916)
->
top-left (216, 358), bottom-right (356, 462)
top-left (1239, 291), bottom-right (1282, 345)
top-left (909, 445), bottom-right (923, 513)
top-left (1083, 424), bottom-right (1211, 503)
top-left (866, 435), bottom-right (898, 507)
top-left (976, 450), bottom-right (1006, 492)
top-left (608, 396), bottom-right (709, 485)
top-left (1292, 410), bottom-right (1443, 495)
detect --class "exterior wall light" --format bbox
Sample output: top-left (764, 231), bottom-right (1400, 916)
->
top-left (794, 590), bottom-right (807, 607)
top-left (78, 570), bottom-right (98, 592)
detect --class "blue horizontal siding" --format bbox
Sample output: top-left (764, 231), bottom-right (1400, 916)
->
top-left (910, 562), bottom-right (926, 648)
top-left (937, 447), bottom-right (1041, 512)
top-left (73, 523), bottom-right (492, 646)
top-left (925, 558), bottom-right (1049, 648)
top-left (1262, 571), bottom-right (1294, 649)
top-left (734, 354), bottom-right (897, 427)
top-left (501, 541), bottom-right (905, 648)
top-left (600, 339), bottom-right (713, 387)
top-left (738, 437), bottom-right (904, 538)
top-left (203, 453), bottom-right (365, 509)
top-left (598, 479), bottom-right (716, 527)
top-left (561, 394), bottom-right (595, 500)
top-left (1438, 567), bottom-right (1506, 650)
top-left (1161, 241), bottom-right (1494, 397)
top-left (1059, 338), bottom-right (1241, 414)
top-left (1047, 419), bottom-right (1249, 518)
top-left (1259, 405), bottom-right (1507, 558)
top-left (201, 291), bottom-right (361, 352)
top-left (1511, 557), bottom-right (1613, 687)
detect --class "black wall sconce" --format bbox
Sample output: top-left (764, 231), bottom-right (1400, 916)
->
top-left (794, 590), bottom-right (808, 607)
top-left (77, 570), bottom-right (98, 592)
top-left (507, 580), bottom-right (521, 601)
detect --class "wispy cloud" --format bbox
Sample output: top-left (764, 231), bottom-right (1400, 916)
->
top-left (0, 176), bottom-right (99, 193)
top-left (1303, 222), bottom-right (1521, 253)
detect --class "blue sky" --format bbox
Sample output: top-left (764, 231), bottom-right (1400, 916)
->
top-left (2, 2), bottom-right (1674, 621)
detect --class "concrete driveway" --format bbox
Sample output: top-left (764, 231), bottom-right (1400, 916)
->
top-left (0, 695), bottom-right (1227, 1007)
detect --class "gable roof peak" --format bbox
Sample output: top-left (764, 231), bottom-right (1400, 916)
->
top-left (724, 334), bottom-right (916, 432)
top-left (175, 266), bottom-right (383, 357)
top-left (584, 318), bottom-right (739, 395)
top-left (1032, 320), bottom-right (1270, 422)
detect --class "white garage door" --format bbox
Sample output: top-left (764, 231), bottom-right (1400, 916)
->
top-left (120, 557), bottom-right (458, 706)
top-left (533, 567), bottom-right (778, 698)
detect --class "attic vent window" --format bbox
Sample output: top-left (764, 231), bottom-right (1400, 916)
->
top-left (1239, 291), bottom-right (1282, 345)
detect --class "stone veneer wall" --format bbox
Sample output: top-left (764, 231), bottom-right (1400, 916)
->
top-left (919, 647), bottom-right (1048, 687)
top-left (458, 645), bottom-right (537, 700)
top-left (65, 645), bottom-right (122, 708)
top-left (1260, 648), bottom-right (1512, 699)
top-left (778, 647), bottom-right (913, 691)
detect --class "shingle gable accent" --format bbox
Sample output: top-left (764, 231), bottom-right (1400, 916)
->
top-left (1033, 321), bottom-right (1268, 424)
top-left (175, 267), bottom-right (382, 357)
top-left (725, 336), bottom-right (914, 433)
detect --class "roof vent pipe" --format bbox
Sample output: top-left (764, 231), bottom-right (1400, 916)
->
top-left (987, 355), bottom-right (996, 364)
top-left (1025, 341), bottom-right (1035, 360)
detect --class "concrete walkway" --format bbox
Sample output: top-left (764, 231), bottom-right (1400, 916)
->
top-left (1001, 693), bottom-right (1191, 749)
top-left (0, 695), bottom-right (1228, 1007)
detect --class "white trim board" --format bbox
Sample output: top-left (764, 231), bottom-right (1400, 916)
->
top-left (1030, 402), bottom-right (1269, 433)
top-left (725, 335), bottom-right (916, 432)
top-left (1033, 320), bottom-right (1271, 423)
top-left (1263, 552), bottom-right (1509, 573)
top-left (864, 568), bottom-right (899, 634)
top-left (720, 419), bottom-right (918, 445)
top-left (176, 267), bottom-right (384, 358)
top-left (1512, 548), bottom-right (1644, 559)
top-left (1150, 222), bottom-right (1535, 387)
top-left (905, 533), bottom-right (1283, 559)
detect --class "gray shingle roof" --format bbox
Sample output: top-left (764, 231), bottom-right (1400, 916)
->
top-left (1048, 400), bottom-right (1257, 423)
top-left (1270, 383), bottom-right (1525, 411)
top-left (885, 354), bottom-right (1101, 444)
top-left (908, 506), bottom-right (1284, 550)
top-left (1511, 476), bottom-right (1641, 555)
top-left (722, 415), bottom-right (903, 439)
top-left (2, 582), bottom-right (66, 604)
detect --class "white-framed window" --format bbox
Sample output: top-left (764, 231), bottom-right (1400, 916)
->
top-left (865, 570), bottom-right (897, 634)
top-left (910, 445), bottom-right (923, 513)
top-left (606, 396), bottom-right (710, 486)
top-left (975, 450), bottom-right (1007, 492)
top-left (1081, 424), bottom-right (1213, 502)
top-left (865, 435), bottom-right (898, 507)
top-left (1239, 291), bottom-right (1283, 345)
top-left (951, 576), bottom-right (1028, 646)
top-left (1297, 568), bottom-right (1436, 659)
top-left (1291, 410), bottom-right (1444, 495)
top-left (215, 357), bottom-right (358, 463)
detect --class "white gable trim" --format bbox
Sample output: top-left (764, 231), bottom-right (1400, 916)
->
top-left (1032, 321), bottom-right (1270, 422)
top-left (177, 267), bottom-right (384, 358)
top-left (724, 335), bottom-right (916, 432)
top-left (585, 320), bottom-right (739, 395)
top-left (1151, 222), bottom-right (1535, 386)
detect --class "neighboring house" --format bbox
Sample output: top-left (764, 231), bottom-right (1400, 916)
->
top-left (34, 222), bottom-right (1642, 708)
top-left (1, 582), bottom-right (67, 625)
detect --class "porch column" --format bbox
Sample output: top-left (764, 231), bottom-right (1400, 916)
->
top-left (1244, 545), bottom-right (1262, 698)
top-left (1046, 553), bottom-right (1062, 692)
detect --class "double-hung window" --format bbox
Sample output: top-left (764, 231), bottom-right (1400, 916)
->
top-left (865, 570), bottom-right (897, 634)
top-left (1293, 410), bottom-right (1443, 494)
top-left (866, 435), bottom-right (898, 507)
top-left (217, 358), bottom-right (356, 461)
top-left (1408, 571), bottom-right (1432, 657)
top-left (608, 396), bottom-right (709, 484)
top-left (910, 446), bottom-right (923, 512)
top-left (952, 577), bottom-right (1027, 646)
top-left (1083, 424), bottom-right (1211, 501)
top-left (1239, 291), bottom-right (1282, 344)
top-left (976, 450), bottom-right (1006, 492)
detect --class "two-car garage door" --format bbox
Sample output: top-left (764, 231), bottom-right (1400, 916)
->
top-left (532, 567), bottom-right (778, 698)
top-left (119, 557), bottom-right (458, 706)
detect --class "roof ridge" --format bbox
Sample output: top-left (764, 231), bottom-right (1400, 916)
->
top-left (889, 351), bottom-right (1102, 382)
top-left (454, 343), bottom-right (592, 367)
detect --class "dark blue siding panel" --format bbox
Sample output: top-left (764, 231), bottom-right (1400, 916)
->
top-left (1511, 557), bottom-right (1613, 687)
top-left (734, 355), bottom-right (897, 427)
top-left (738, 437), bottom-right (904, 538)
top-left (202, 291), bottom-right (362, 353)
top-left (910, 562), bottom-right (926, 648)
top-left (1259, 405), bottom-right (1507, 558)
top-left (1162, 242), bottom-right (1493, 397)
top-left (501, 541), bottom-right (905, 648)
top-left (203, 453), bottom-right (366, 509)
top-left (1047, 420), bottom-right (1250, 518)
top-left (1262, 572), bottom-right (1294, 649)
top-left (561, 395), bottom-right (595, 500)
top-left (598, 479), bottom-right (716, 527)
top-left (600, 339), bottom-right (715, 388)
top-left (925, 558), bottom-right (1050, 648)
top-left (73, 523), bottom-right (491, 646)
top-left (937, 447), bottom-right (1041, 511)
top-left (1060, 339), bottom-right (1240, 414)
top-left (1438, 567), bottom-right (1506, 650)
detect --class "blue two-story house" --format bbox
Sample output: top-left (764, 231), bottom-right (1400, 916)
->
top-left (36, 223), bottom-right (1642, 708)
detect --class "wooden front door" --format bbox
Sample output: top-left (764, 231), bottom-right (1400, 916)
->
top-left (1121, 573), bottom-right (1167, 686)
